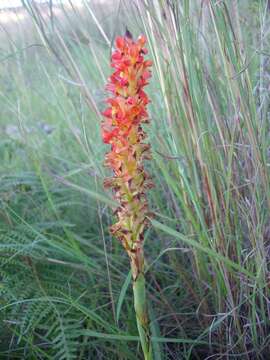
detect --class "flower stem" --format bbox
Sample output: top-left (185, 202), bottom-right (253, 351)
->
top-left (133, 271), bottom-right (153, 360)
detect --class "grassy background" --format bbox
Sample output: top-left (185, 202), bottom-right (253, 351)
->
top-left (0, 0), bottom-right (270, 358)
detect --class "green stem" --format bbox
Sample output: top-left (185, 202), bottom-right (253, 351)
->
top-left (133, 272), bottom-right (153, 360)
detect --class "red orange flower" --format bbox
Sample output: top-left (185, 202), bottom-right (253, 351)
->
top-left (102, 35), bottom-right (153, 280)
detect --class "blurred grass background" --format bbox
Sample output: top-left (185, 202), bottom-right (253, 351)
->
top-left (0, 0), bottom-right (270, 358)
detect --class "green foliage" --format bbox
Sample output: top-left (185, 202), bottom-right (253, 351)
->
top-left (0, 0), bottom-right (270, 358)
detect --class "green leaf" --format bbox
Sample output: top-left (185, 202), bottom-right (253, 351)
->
top-left (116, 271), bottom-right (132, 324)
top-left (151, 219), bottom-right (255, 279)
top-left (76, 330), bottom-right (210, 345)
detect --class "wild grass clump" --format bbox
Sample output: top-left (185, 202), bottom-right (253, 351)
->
top-left (0, 0), bottom-right (269, 359)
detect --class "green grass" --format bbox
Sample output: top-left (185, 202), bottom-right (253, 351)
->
top-left (0, 0), bottom-right (270, 358)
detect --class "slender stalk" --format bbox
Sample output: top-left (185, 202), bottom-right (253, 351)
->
top-left (130, 249), bottom-right (152, 360)
top-left (133, 272), bottom-right (152, 360)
